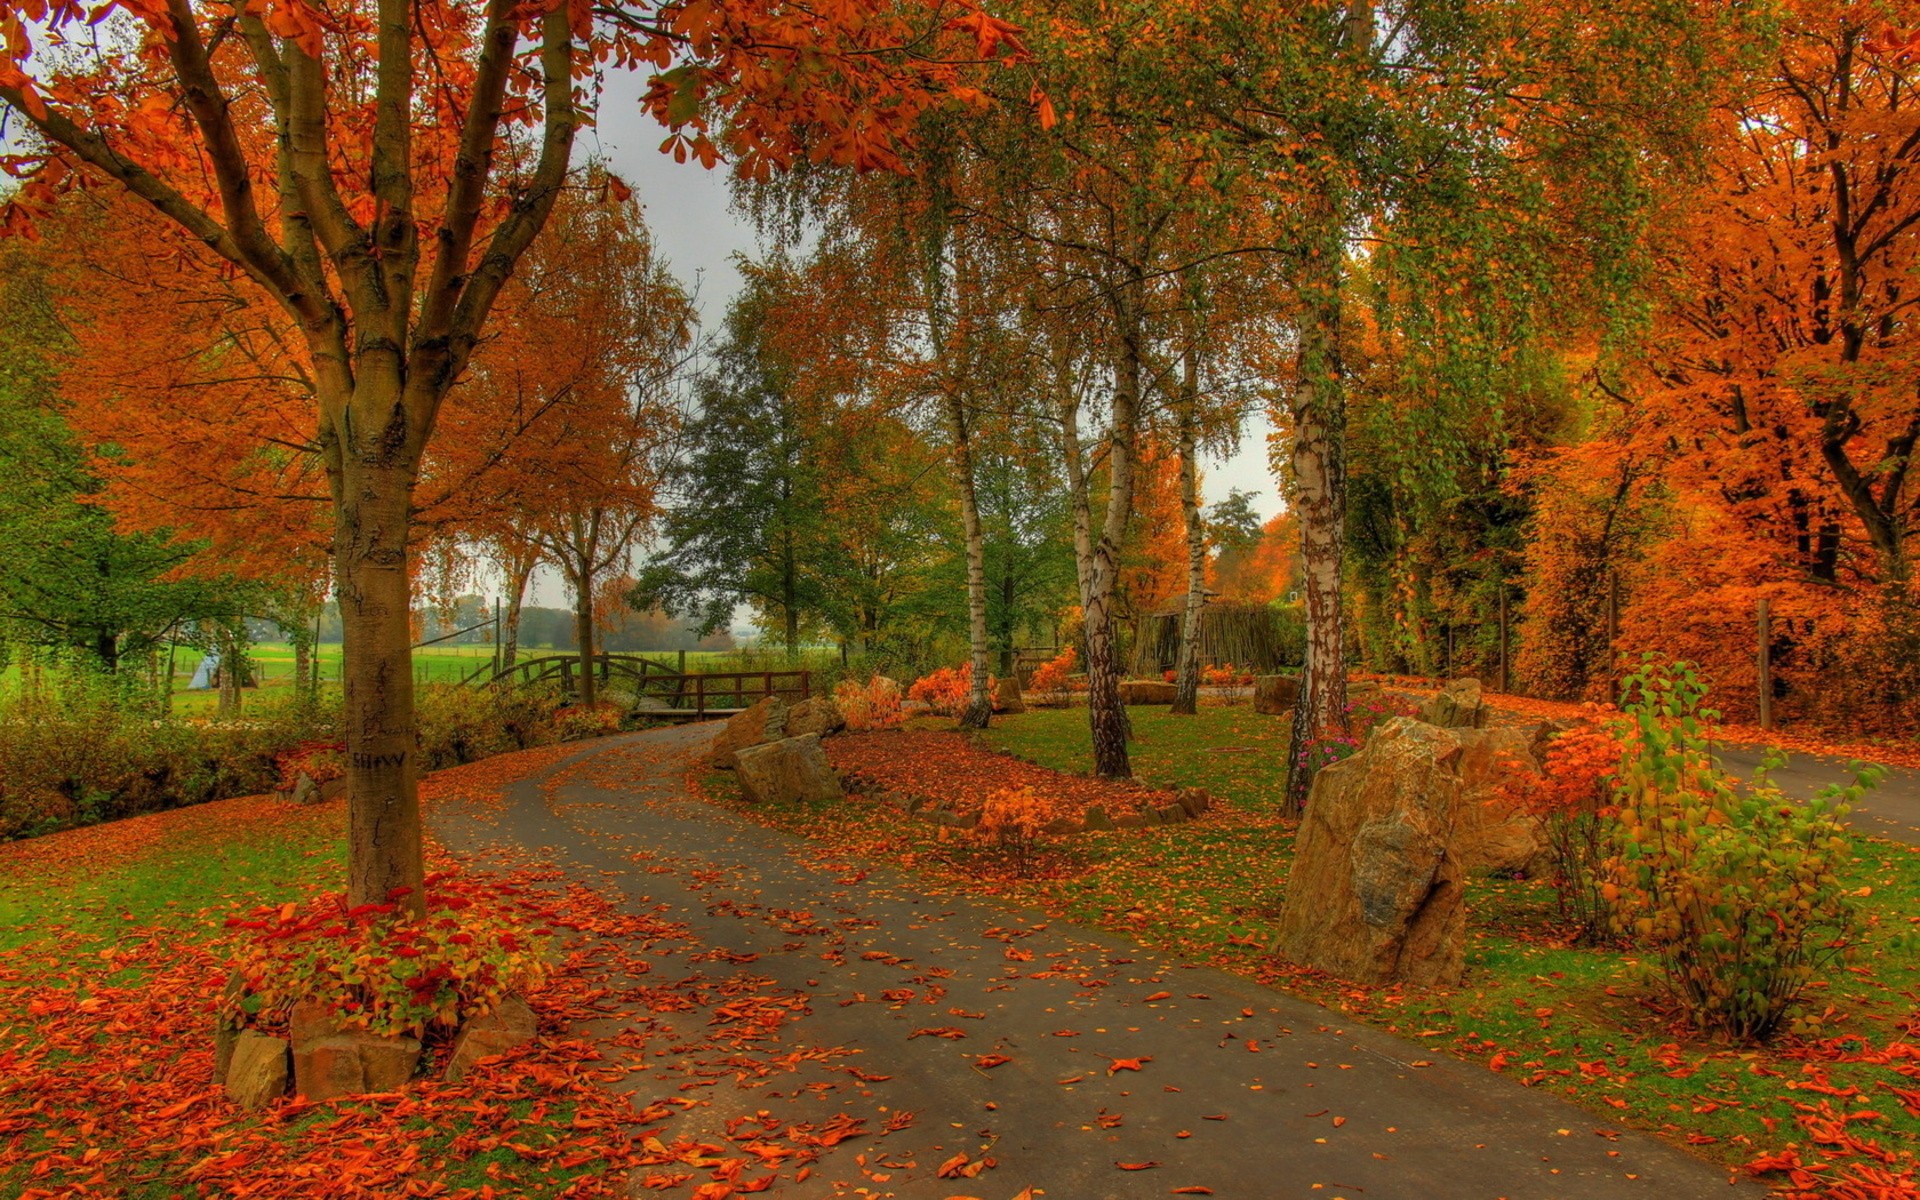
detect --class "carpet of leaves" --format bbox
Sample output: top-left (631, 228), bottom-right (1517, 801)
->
top-left (0, 743), bottom-right (877, 1198)
top-left (823, 728), bottom-right (1182, 822)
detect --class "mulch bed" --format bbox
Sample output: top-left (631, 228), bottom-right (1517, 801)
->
top-left (824, 730), bottom-right (1188, 823)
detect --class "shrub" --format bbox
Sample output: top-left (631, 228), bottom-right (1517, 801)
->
top-left (223, 871), bottom-right (553, 1037)
top-left (1293, 690), bottom-right (1419, 785)
top-left (978, 785), bottom-right (1052, 868)
top-left (1497, 714), bottom-right (1624, 940)
top-left (551, 701), bottom-right (623, 741)
top-left (835, 675), bottom-right (904, 732)
top-left (275, 741), bottom-right (347, 792)
top-left (0, 673), bottom-right (337, 838)
top-left (907, 664), bottom-right (1003, 718)
top-left (1602, 659), bottom-right (1876, 1041)
top-left (413, 683), bottom-right (557, 770)
top-left (1026, 647), bottom-right (1078, 707)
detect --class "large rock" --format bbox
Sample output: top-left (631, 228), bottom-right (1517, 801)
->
top-left (783, 695), bottom-right (846, 739)
top-left (993, 674), bottom-right (1027, 715)
top-left (1273, 718), bottom-right (1469, 987)
top-left (294, 1032), bottom-right (422, 1100)
top-left (1253, 675), bottom-right (1299, 715)
top-left (290, 997), bottom-right (421, 1100)
top-left (224, 1031), bottom-right (290, 1110)
top-left (1449, 726), bottom-right (1550, 875)
top-left (1417, 677), bottom-right (1489, 729)
top-left (446, 995), bottom-right (538, 1082)
top-left (708, 695), bottom-right (788, 769)
top-left (735, 733), bottom-right (843, 804)
top-left (1119, 679), bottom-right (1177, 705)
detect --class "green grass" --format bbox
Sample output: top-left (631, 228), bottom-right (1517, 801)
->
top-left (714, 703), bottom-right (1920, 1176)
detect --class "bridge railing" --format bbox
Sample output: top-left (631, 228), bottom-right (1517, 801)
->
top-left (482, 653), bottom-right (809, 715)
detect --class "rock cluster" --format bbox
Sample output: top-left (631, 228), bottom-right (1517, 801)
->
top-left (215, 994), bottom-right (539, 1110)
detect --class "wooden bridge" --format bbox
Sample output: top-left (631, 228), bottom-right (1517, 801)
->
top-left (473, 652), bottom-right (810, 719)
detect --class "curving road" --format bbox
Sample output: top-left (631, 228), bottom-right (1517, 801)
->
top-left (430, 725), bottom-right (1760, 1200)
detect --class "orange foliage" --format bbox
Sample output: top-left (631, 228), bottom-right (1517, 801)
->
top-left (834, 675), bottom-right (904, 732)
top-left (1210, 513), bottom-right (1300, 606)
top-left (1118, 440), bottom-right (1188, 613)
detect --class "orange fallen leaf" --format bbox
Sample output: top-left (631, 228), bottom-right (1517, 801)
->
top-left (1145, 990), bottom-right (1172, 1002)
top-left (1106, 1055), bottom-right (1151, 1075)
top-left (1117, 1160), bottom-right (1161, 1170)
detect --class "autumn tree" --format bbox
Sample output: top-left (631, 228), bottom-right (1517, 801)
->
top-left (0, 0), bottom-right (1022, 909)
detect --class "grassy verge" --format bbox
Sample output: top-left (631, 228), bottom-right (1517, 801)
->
top-left (702, 703), bottom-right (1920, 1186)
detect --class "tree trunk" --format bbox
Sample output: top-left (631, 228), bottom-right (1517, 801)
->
top-left (946, 388), bottom-right (994, 730)
top-left (94, 629), bottom-right (119, 673)
top-left (501, 557), bottom-right (531, 670)
top-left (1171, 356), bottom-right (1206, 717)
top-left (1083, 311), bottom-right (1144, 778)
top-left (572, 554), bottom-right (597, 708)
top-left (337, 459), bottom-right (425, 916)
top-left (1282, 238), bottom-right (1351, 812)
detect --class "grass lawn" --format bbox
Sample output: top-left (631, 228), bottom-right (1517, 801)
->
top-left (704, 702), bottom-right (1920, 1192)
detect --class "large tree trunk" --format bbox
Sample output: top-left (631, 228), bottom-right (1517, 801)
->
top-left (1171, 355), bottom-right (1206, 717)
top-left (1282, 240), bottom-right (1351, 812)
top-left (946, 389), bottom-right (994, 730)
top-left (337, 458), bottom-right (425, 915)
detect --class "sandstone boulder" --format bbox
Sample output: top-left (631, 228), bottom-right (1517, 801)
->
top-left (1417, 677), bottom-right (1489, 729)
top-left (1119, 679), bottom-right (1177, 705)
top-left (1253, 675), bottom-right (1299, 715)
top-left (290, 997), bottom-right (421, 1100)
top-left (783, 696), bottom-right (846, 740)
top-left (708, 695), bottom-right (787, 769)
top-left (294, 1032), bottom-right (422, 1100)
top-left (1449, 726), bottom-right (1549, 875)
top-left (446, 995), bottom-right (538, 1082)
top-left (993, 674), bottom-right (1027, 714)
top-left (735, 733), bottom-right (843, 804)
top-left (1081, 806), bottom-right (1114, 831)
top-left (224, 1031), bottom-right (290, 1110)
top-left (1273, 718), bottom-right (1468, 987)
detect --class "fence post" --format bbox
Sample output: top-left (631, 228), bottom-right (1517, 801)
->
top-left (695, 673), bottom-right (706, 718)
top-left (801, 670), bottom-right (811, 700)
top-left (678, 649), bottom-right (687, 675)
top-left (1757, 596), bottom-right (1773, 731)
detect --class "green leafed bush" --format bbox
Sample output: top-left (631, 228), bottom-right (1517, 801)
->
top-left (1603, 658), bottom-right (1878, 1041)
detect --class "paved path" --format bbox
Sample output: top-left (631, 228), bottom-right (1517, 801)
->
top-left (432, 726), bottom-right (1759, 1199)
top-left (1712, 744), bottom-right (1920, 846)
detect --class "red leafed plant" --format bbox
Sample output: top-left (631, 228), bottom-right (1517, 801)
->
top-left (1026, 647), bottom-right (1078, 707)
top-left (223, 872), bottom-right (554, 1037)
top-left (836, 675), bottom-right (905, 732)
top-left (1497, 711), bottom-right (1626, 941)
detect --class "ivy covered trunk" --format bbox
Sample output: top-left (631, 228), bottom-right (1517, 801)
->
top-left (335, 449), bottom-right (426, 917)
top-left (1283, 242), bottom-right (1350, 811)
top-left (571, 550), bottom-right (598, 709)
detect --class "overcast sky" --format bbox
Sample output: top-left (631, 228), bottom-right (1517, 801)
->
top-left (523, 92), bottom-right (1282, 609)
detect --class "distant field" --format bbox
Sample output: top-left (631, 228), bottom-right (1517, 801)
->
top-left (2, 642), bottom-right (825, 714)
